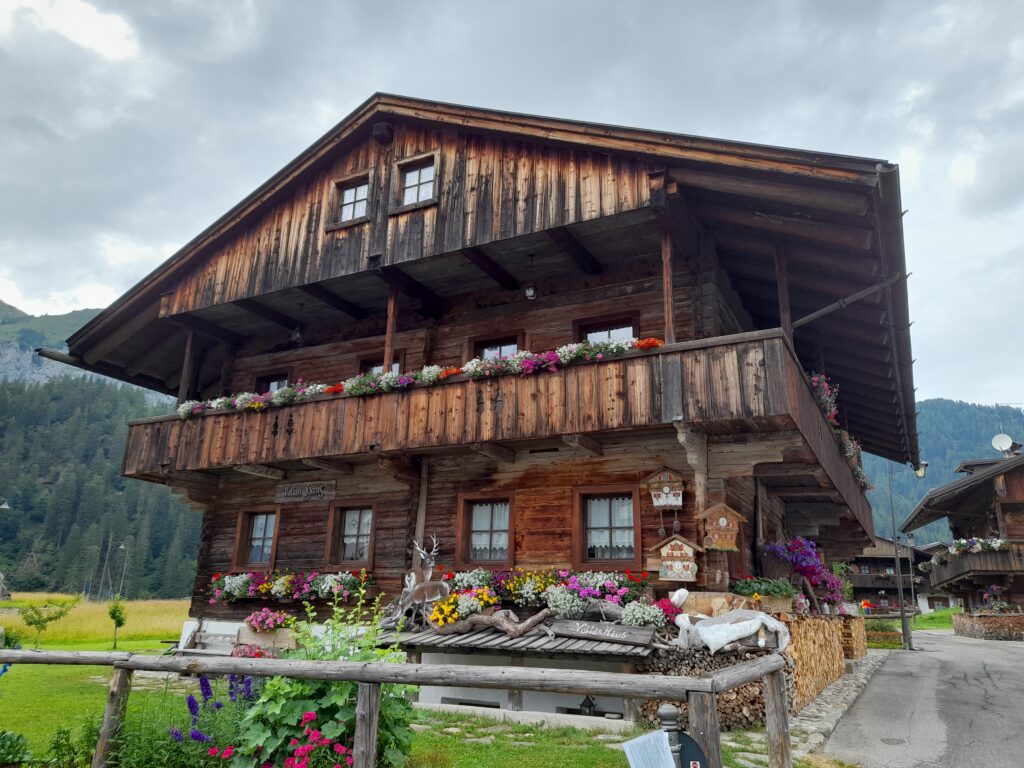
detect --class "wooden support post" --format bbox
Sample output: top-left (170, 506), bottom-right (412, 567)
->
top-left (177, 329), bottom-right (196, 405)
top-left (763, 668), bottom-right (792, 768)
top-left (382, 287), bottom-right (398, 373)
top-left (686, 691), bottom-right (722, 768)
top-left (91, 666), bottom-right (133, 768)
top-left (507, 656), bottom-right (524, 711)
top-left (661, 227), bottom-right (677, 344)
top-left (353, 682), bottom-right (382, 768)
top-left (621, 662), bottom-right (642, 722)
top-left (411, 458), bottom-right (429, 570)
top-left (675, 423), bottom-right (708, 516)
top-left (773, 245), bottom-right (792, 342)
top-left (406, 651), bottom-right (421, 703)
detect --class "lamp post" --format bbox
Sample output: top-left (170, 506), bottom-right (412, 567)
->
top-left (906, 533), bottom-right (918, 617)
top-left (888, 462), bottom-right (913, 650)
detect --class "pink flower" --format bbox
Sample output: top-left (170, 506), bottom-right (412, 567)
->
top-left (290, 738), bottom-right (299, 746)
top-left (208, 747), bottom-right (220, 757)
top-left (222, 746), bottom-right (235, 759)
top-left (333, 744), bottom-right (347, 754)
top-left (301, 710), bottom-right (317, 725)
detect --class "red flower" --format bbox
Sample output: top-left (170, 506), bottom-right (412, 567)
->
top-left (208, 748), bottom-right (220, 757)
top-left (640, 572), bottom-right (648, 578)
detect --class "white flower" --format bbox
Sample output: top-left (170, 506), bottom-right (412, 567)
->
top-left (621, 600), bottom-right (666, 628)
top-left (299, 383), bottom-right (329, 397)
top-left (543, 585), bottom-right (587, 619)
top-left (378, 370), bottom-right (399, 391)
top-left (461, 357), bottom-right (485, 375)
top-left (270, 386), bottom-right (297, 406)
top-left (417, 365), bottom-right (443, 386)
top-left (177, 400), bottom-right (205, 420)
top-left (208, 397), bottom-right (232, 411)
top-left (223, 574), bottom-right (251, 598)
top-left (452, 568), bottom-right (492, 590)
top-left (232, 392), bottom-right (260, 410)
top-left (270, 575), bottom-right (292, 598)
top-left (555, 343), bottom-right (583, 364)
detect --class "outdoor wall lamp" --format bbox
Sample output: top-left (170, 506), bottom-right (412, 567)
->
top-left (915, 461), bottom-right (929, 478)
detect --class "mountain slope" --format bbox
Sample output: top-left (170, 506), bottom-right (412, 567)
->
top-left (0, 302), bottom-right (103, 386)
top-left (864, 400), bottom-right (1024, 543)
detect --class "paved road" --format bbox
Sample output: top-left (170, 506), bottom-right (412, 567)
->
top-left (826, 630), bottom-right (1024, 768)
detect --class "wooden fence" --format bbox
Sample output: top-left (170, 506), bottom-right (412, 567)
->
top-left (0, 650), bottom-right (792, 768)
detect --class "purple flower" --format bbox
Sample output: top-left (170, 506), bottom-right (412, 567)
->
top-left (213, 701), bottom-right (223, 710)
top-left (242, 676), bottom-right (254, 700)
top-left (169, 728), bottom-right (184, 742)
top-left (189, 728), bottom-right (212, 743)
top-left (186, 694), bottom-right (200, 724)
top-left (199, 676), bottom-right (213, 703)
top-left (228, 674), bottom-right (238, 703)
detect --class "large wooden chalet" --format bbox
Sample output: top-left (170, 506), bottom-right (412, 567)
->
top-left (45, 94), bottom-right (921, 623)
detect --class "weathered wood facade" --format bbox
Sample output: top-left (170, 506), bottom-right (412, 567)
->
top-left (902, 454), bottom-right (1024, 609)
top-left (44, 94), bottom-right (922, 621)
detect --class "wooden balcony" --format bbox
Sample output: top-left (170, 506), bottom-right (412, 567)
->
top-left (929, 543), bottom-right (1024, 590)
top-left (848, 572), bottom-right (918, 589)
top-left (124, 328), bottom-right (869, 528)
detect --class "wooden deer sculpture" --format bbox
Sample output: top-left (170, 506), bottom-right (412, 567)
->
top-left (381, 535), bottom-right (451, 629)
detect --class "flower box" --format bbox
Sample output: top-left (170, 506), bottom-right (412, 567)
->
top-left (236, 626), bottom-right (296, 651)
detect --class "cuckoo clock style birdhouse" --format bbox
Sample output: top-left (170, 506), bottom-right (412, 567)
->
top-left (646, 534), bottom-right (703, 582)
top-left (641, 467), bottom-right (686, 536)
top-left (697, 503), bottom-right (747, 551)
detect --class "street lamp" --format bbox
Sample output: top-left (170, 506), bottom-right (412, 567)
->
top-left (890, 462), bottom-right (928, 651)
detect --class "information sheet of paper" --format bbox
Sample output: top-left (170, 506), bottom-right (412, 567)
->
top-left (622, 729), bottom-right (675, 768)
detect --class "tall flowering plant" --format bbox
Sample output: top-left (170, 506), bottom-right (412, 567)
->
top-left (808, 372), bottom-right (839, 428)
top-left (764, 537), bottom-right (845, 605)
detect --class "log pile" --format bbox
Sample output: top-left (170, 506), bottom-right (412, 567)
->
top-left (841, 616), bottom-right (867, 659)
top-left (635, 647), bottom-right (797, 731)
top-left (780, 616), bottom-right (845, 712)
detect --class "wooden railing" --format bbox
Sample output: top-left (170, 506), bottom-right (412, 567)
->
top-left (0, 649), bottom-right (792, 768)
top-left (929, 542), bottom-right (1024, 589)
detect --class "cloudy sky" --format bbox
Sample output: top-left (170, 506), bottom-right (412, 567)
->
top-left (1, 1), bottom-right (1022, 404)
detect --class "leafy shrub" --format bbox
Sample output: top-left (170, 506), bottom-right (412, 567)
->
top-left (17, 598), bottom-right (79, 648)
top-left (108, 595), bottom-right (127, 649)
top-left (237, 588), bottom-right (415, 767)
top-left (730, 577), bottom-right (797, 598)
top-left (0, 731), bottom-right (31, 765)
top-left (865, 618), bottom-right (900, 633)
top-left (45, 719), bottom-right (99, 768)
top-left (1, 625), bottom-right (23, 648)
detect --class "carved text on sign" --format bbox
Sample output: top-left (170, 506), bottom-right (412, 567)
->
top-left (274, 481), bottom-right (337, 504)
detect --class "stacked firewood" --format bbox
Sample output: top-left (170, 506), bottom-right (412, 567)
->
top-left (635, 647), bottom-right (797, 731)
top-left (840, 616), bottom-right (867, 659)
top-left (779, 616), bottom-right (845, 711)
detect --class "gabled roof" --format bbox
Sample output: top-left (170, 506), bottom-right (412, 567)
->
top-left (54, 93), bottom-right (920, 465)
top-left (901, 453), bottom-right (1024, 532)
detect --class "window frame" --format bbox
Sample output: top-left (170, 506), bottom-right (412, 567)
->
top-left (390, 150), bottom-right (440, 215)
top-left (357, 349), bottom-right (406, 376)
top-left (324, 501), bottom-right (376, 570)
top-left (573, 313), bottom-right (640, 344)
top-left (464, 331), bottom-right (525, 363)
top-left (571, 484), bottom-right (642, 570)
top-left (232, 506), bottom-right (281, 571)
top-left (325, 169), bottom-right (374, 232)
top-left (254, 371), bottom-right (291, 394)
top-left (455, 492), bottom-right (516, 569)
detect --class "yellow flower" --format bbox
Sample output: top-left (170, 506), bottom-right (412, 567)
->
top-left (752, 592), bottom-right (762, 602)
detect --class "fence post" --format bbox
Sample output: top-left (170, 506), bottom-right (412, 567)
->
top-left (657, 703), bottom-right (682, 768)
top-left (353, 682), bottom-right (382, 768)
top-left (686, 691), bottom-right (722, 768)
top-left (91, 666), bottom-right (133, 768)
top-left (763, 668), bottom-right (792, 768)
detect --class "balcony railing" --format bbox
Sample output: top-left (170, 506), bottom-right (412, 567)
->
top-left (124, 329), bottom-right (869, 525)
top-left (929, 542), bottom-right (1024, 589)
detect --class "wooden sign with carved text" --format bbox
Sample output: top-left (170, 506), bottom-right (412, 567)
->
top-left (274, 480), bottom-right (337, 504)
top-left (549, 619), bottom-right (655, 646)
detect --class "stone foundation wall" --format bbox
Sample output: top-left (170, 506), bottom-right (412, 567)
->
top-left (952, 612), bottom-right (1024, 641)
top-left (841, 616), bottom-right (867, 659)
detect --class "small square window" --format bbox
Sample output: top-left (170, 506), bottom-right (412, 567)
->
top-left (333, 507), bottom-right (373, 563)
top-left (360, 353), bottom-right (402, 375)
top-left (584, 324), bottom-right (635, 343)
top-left (468, 500), bottom-right (510, 562)
top-left (474, 337), bottom-right (519, 360)
top-left (401, 161), bottom-right (436, 206)
top-left (256, 373), bottom-right (289, 393)
top-left (339, 180), bottom-right (369, 222)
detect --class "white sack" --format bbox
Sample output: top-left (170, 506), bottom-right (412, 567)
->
top-left (695, 609), bottom-right (790, 654)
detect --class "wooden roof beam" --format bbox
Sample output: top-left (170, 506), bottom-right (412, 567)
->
top-left (36, 347), bottom-right (175, 396)
top-left (698, 204), bottom-right (875, 250)
top-left (562, 433), bottom-right (604, 456)
top-left (667, 167), bottom-right (871, 216)
top-left (233, 464), bottom-right (286, 480)
top-left (168, 314), bottom-right (244, 347)
top-left (470, 442), bottom-right (516, 463)
top-left (462, 247), bottom-right (520, 291)
top-left (793, 272), bottom-right (905, 330)
top-left (714, 231), bottom-right (882, 278)
top-left (302, 457), bottom-right (354, 475)
top-left (236, 298), bottom-right (303, 332)
top-left (296, 284), bottom-right (369, 320)
top-left (81, 299), bottom-right (161, 365)
top-left (373, 265), bottom-right (444, 317)
top-left (546, 227), bottom-right (603, 275)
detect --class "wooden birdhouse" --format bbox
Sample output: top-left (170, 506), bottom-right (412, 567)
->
top-left (646, 534), bottom-right (703, 582)
top-left (696, 503), bottom-right (746, 551)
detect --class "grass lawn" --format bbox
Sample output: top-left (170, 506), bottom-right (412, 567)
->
top-left (912, 607), bottom-right (960, 630)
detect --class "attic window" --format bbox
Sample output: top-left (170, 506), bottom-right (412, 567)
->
top-left (339, 180), bottom-right (369, 222)
top-left (575, 315), bottom-right (638, 343)
top-left (402, 162), bottom-right (434, 205)
top-left (256, 373), bottom-right (289, 393)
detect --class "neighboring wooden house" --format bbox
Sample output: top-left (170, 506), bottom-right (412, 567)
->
top-left (902, 453), bottom-right (1024, 610)
top-left (847, 535), bottom-right (944, 613)
top-left (43, 94), bottom-right (920, 635)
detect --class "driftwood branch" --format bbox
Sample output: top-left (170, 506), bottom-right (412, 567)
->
top-left (432, 609), bottom-right (553, 637)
